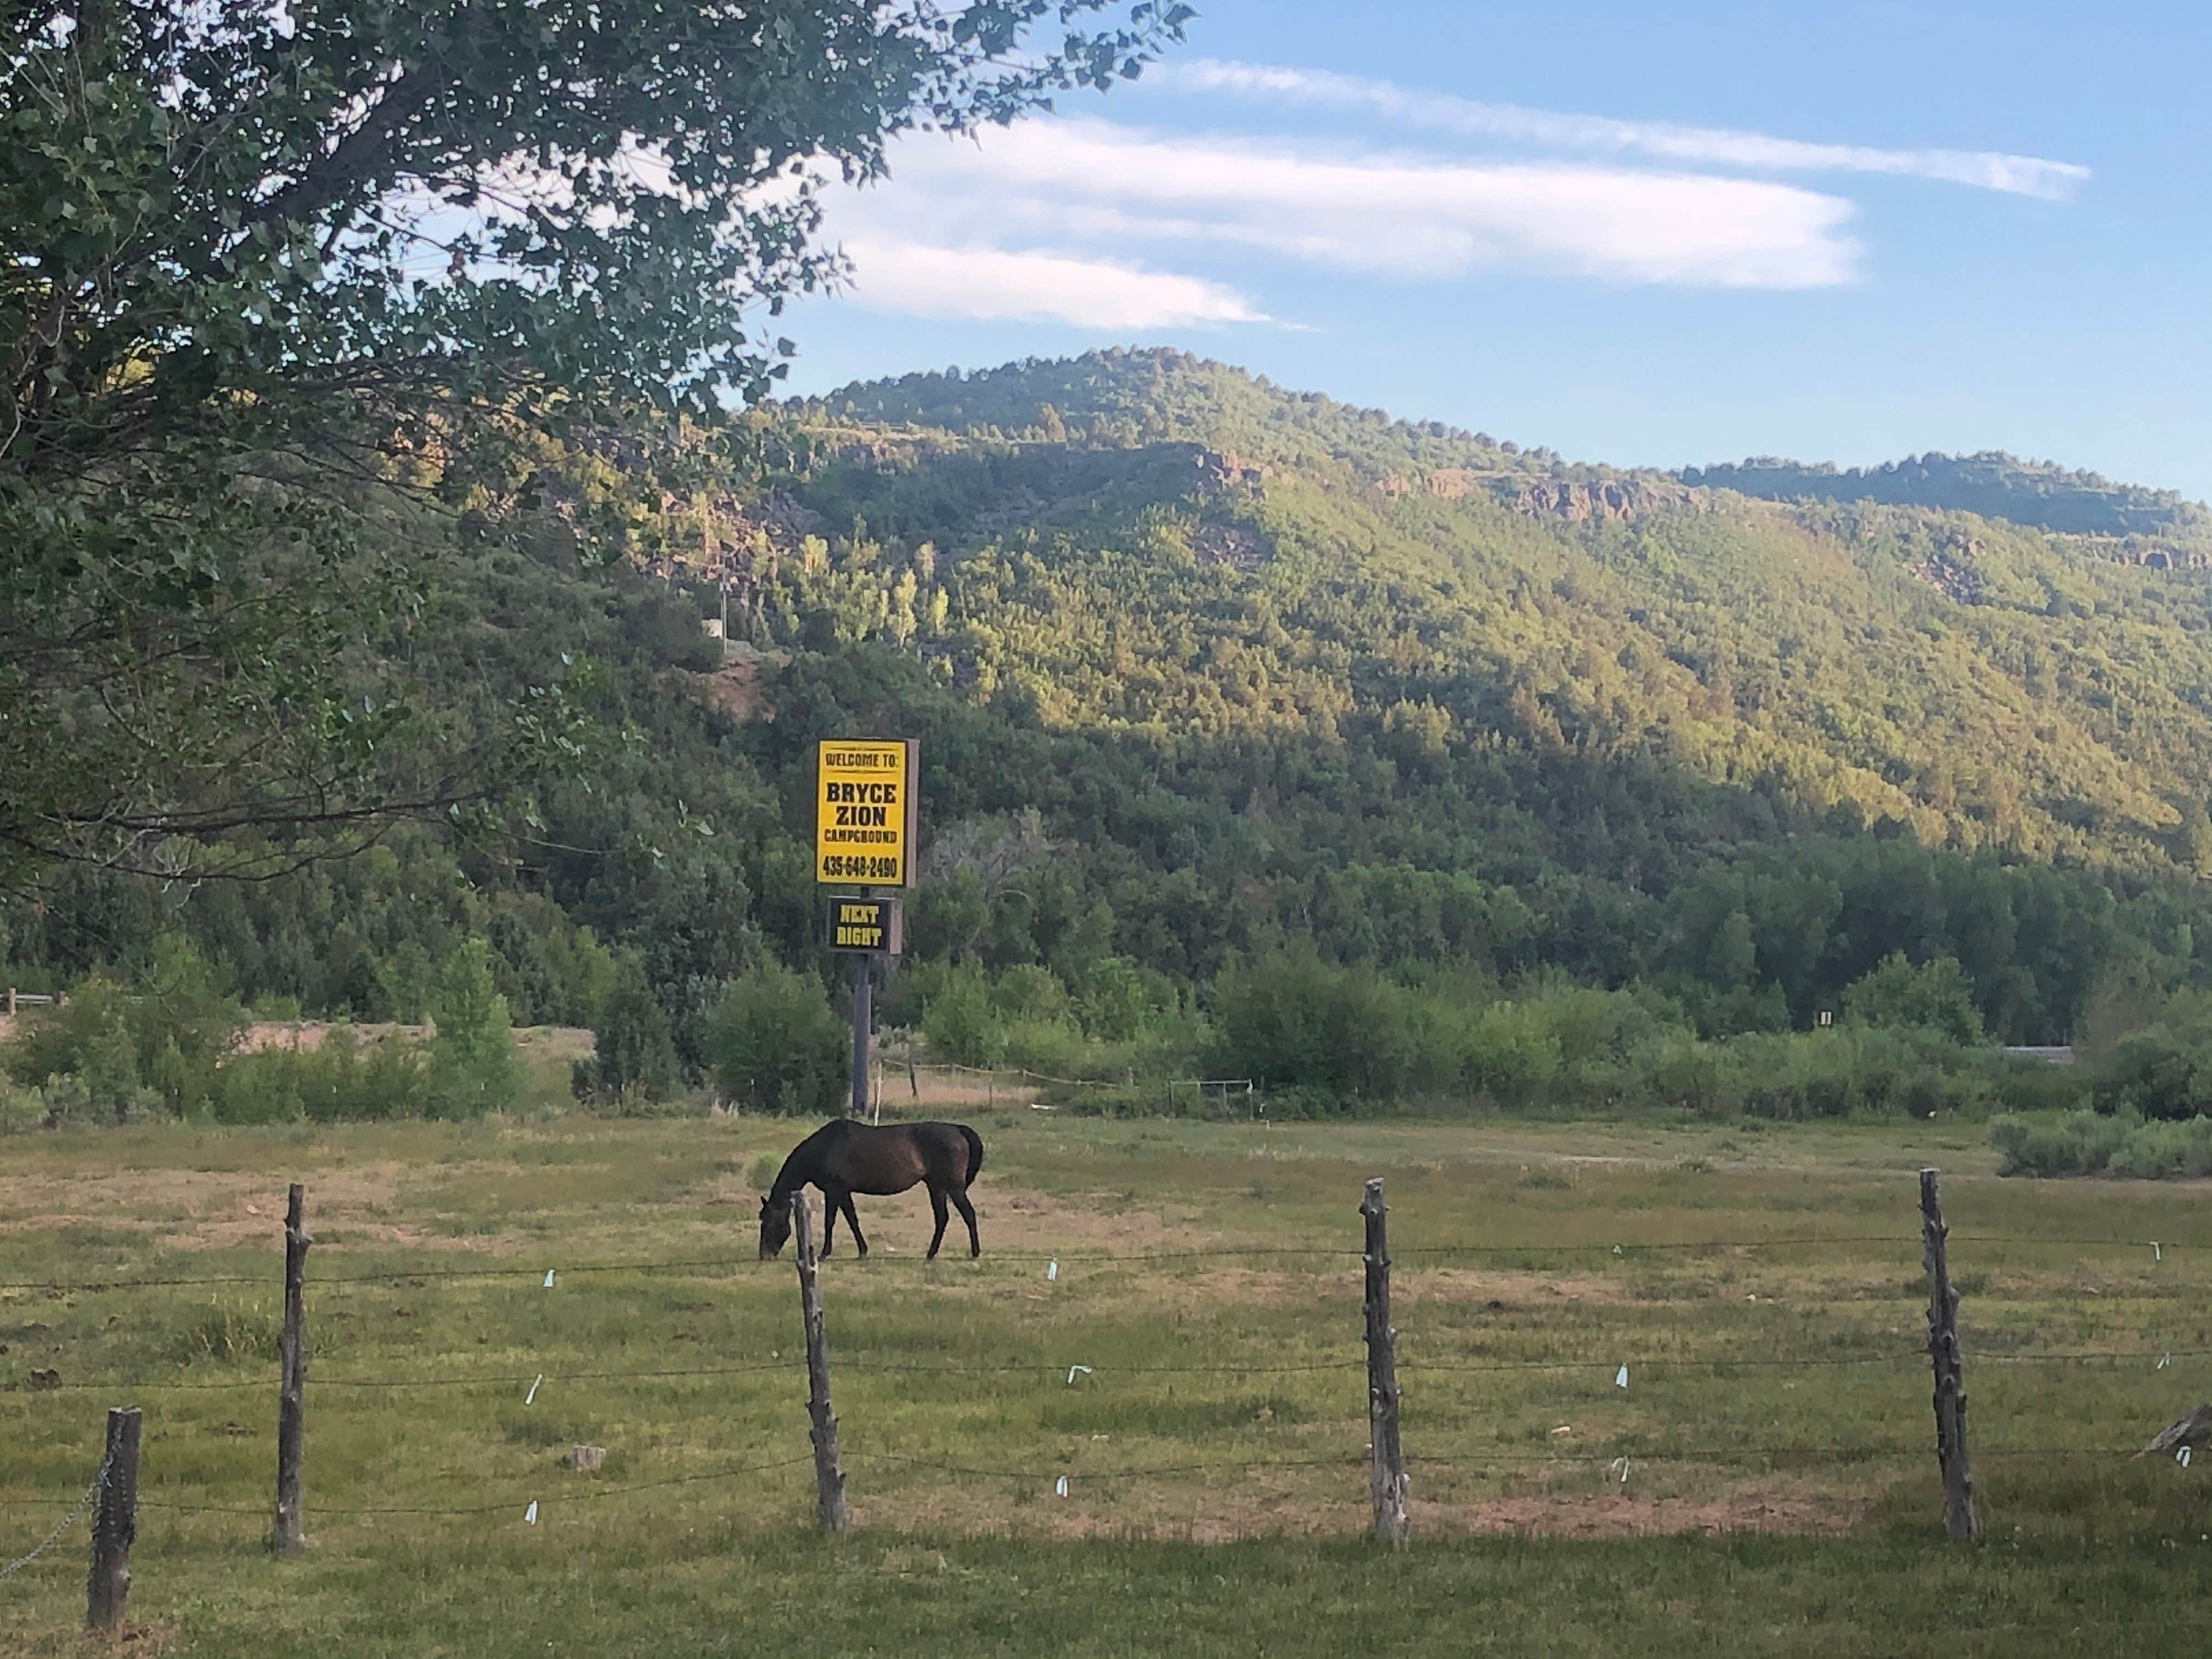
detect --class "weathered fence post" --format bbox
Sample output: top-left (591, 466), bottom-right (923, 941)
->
top-left (273, 1182), bottom-right (309, 1554)
top-left (1362, 1178), bottom-right (1409, 1545)
top-left (85, 1405), bottom-right (140, 1633)
top-left (1920, 1169), bottom-right (1977, 1539)
top-left (792, 1192), bottom-right (850, 1533)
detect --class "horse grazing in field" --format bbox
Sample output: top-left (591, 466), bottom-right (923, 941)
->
top-left (758, 1119), bottom-right (985, 1262)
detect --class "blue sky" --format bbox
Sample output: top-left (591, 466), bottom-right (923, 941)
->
top-left (772, 1), bottom-right (2212, 499)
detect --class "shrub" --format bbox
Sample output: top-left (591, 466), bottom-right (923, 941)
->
top-left (706, 961), bottom-right (847, 1114)
top-left (424, 940), bottom-right (524, 1118)
top-left (2106, 1116), bottom-right (2212, 1179)
top-left (1995, 1108), bottom-right (2212, 1180)
top-left (1209, 949), bottom-right (1449, 1103)
top-left (574, 966), bottom-right (680, 1102)
top-left (1647, 1036), bottom-right (1739, 1119)
top-left (1458, 1000), bottom-right (1561, 1108)
top-left (2094, 1024), bottom-right (2212, 1121)
top-left (1990, 1110), bottom-right (2134, 1176)
top-left (921, 963), bottom-right (1007, 1068)
top-left (205, 1026), bottom-right (426, 1125)
top-left (1844, 953), bottom-right (1984, 1045)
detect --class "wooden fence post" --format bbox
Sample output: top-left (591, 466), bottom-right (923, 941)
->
top-left (273, 1182), bottom-right (309, 1555)
top-left (1920, 1169), bottom-right (1977, 1539)
top-left (1362, 1178), bottom-right (1409, 1545)
top-left (85, 1405), bottom-right (140, 1633)
top-left (792, 1192), bottom-right (850, 1533)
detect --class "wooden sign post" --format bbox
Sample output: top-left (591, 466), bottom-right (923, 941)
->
top-left (815, 741), bottom-right (916, 1119)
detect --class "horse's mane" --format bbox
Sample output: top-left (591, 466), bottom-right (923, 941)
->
top-left (766, 1119), bottom-right (847, 1203)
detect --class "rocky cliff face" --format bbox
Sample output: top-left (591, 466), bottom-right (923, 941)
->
top-left (1381, 468), bottom-right (1703, 522)
top-left (1488, 476), bottom-right (1704, 522)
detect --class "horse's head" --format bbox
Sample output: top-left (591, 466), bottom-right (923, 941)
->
top-left (758, 1193), bottom-right (792, 1260)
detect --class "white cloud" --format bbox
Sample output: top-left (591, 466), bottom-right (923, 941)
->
top-left (837, 236), bottom-right (1267, 327)
top-left (1166, 59), bottom-right (2092, 201)
top-left (829, 119), bottom-right (1859, 301)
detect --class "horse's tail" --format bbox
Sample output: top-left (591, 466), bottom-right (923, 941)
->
top-left (958, 1124), bottom-right (985, 1188)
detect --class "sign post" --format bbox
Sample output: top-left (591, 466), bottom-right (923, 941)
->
top-left (816, 741), bottom-right (916, 1119)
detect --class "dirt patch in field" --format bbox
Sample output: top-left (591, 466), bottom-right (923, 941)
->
top-left (1146, 1266), bottom-right (1647, 1317)
top-left (1423, 1486), bottom-right (1866, 1537)
top-left (235, 1020), bottom-right (421, 1053)
top-left (852, 1477), bottom-right (1864, 1542)
top-left (233, 1022), bottom-right (591, 1056)
top-left (852, 1473), bottom-right (1361, 1543)
top-left (1400, 1268), bottom-right (1640, 1307)
top-left (687, 652), bottom-right (779, 724)
top-left (697, 1174), bottom-right (1220, 1261)
top-left (0, 1161), bottom-right (504, 1256)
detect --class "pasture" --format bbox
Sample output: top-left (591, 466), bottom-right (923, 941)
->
top-left (2, 1109), bottom-right (2208, 1656)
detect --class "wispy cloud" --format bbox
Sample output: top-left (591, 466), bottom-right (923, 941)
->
top-left (837, 236), bottom-right (1267, 328)
top-left (1166, 59), bottom-right (2092, 201)
top-left (826, 118), bottom-right (1860, 311)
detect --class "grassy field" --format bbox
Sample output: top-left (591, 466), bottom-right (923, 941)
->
top-left (2, 1109), bottom-right (2209, 1656)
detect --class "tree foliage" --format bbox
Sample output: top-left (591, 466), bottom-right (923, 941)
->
top-left (1, 2), bottom-right (1188, 877)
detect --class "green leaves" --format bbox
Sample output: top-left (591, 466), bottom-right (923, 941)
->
top-left (2, 2), bottom-right (1187, 881)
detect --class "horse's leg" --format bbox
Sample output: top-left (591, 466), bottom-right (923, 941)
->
top-left (952, 1187), bottom-right (980, 1258)
top-left (925, 1184), bottom-right (950, 1261)
top-left (840, 1190), bottom-right (869, 1259)
top-left (820, 1184), bottom-right (842, 1258)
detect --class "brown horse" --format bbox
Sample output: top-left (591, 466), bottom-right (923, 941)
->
top-left (757, 1119), bottom-right (984, 1261)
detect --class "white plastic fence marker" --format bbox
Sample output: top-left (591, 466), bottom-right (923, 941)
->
top-left (2159, 1353), bottom-right (2172, 1371)
top-left (525, 1373), bottom-right (543, 1405)
top-left (543, 1269), bottom-right (556, 1289)
top-left (1615, 1364), bottom-right (1629, 1389)
top-left (1066, 1365), bottom-right (1093, 1385)
top-left (523, 1500), bottom-right (539, 1525)
top-left (1608, 1456), bottom-right (1630, 1485)
top-left (1046, 1259), bottom-right (1058, 1282)
top-left (2153, 1242), bottom-right (2163, 1263)
top-left (1611, 1245), bottom-right (1623, 1257)
top-left (1054, 1476), bottom-right (1069, 1497)
top-left (2180, 1446), bottom-right (2193, 1469)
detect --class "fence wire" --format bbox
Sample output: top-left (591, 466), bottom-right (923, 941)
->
top-left (5, 1210), bottom-right (2209, 1551)
top-left (3, 1228), bottom-right (2203, 1296)
top-left (13, 1342), bottom-right (2209, 1406)
top-left (0, 1451), bottom-right (106, 1583)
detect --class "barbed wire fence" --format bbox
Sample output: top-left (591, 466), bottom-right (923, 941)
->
top-left (3, 1170), bottom-right (2209, 1627)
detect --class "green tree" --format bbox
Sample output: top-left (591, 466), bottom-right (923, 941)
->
top-left (1, 1), bottom-right (1190, 880)
top-left (1843, 954), bottom-right (1985, 1045)
top-left (577, 966), bottom-right (681, 1103)
top-left (922, 963), bottom-right (1009, 1068)
top-left (426, 940), bottom-right (523, 1116)
top-left (706, 962), bottom-right (846, 1114)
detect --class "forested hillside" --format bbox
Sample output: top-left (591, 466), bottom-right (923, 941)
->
top-left (1681, 452), bottom-right (2211, 547)
top-left (13, 349), bottom-right (2212, 1117)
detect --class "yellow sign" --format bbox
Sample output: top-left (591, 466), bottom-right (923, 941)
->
top-left (815, 739), bottom-right (918, 886)
top-left (827, 896), bottom-right (902, 953)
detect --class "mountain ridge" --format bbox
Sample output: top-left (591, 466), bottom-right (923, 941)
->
top-left (797, 349), bottom-right (2209, 549)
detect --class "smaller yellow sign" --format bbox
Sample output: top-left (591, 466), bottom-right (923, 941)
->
top-left (826, 896), bottom-right (902, 954)
top-left (815, 740), bottom-right (918, 886)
